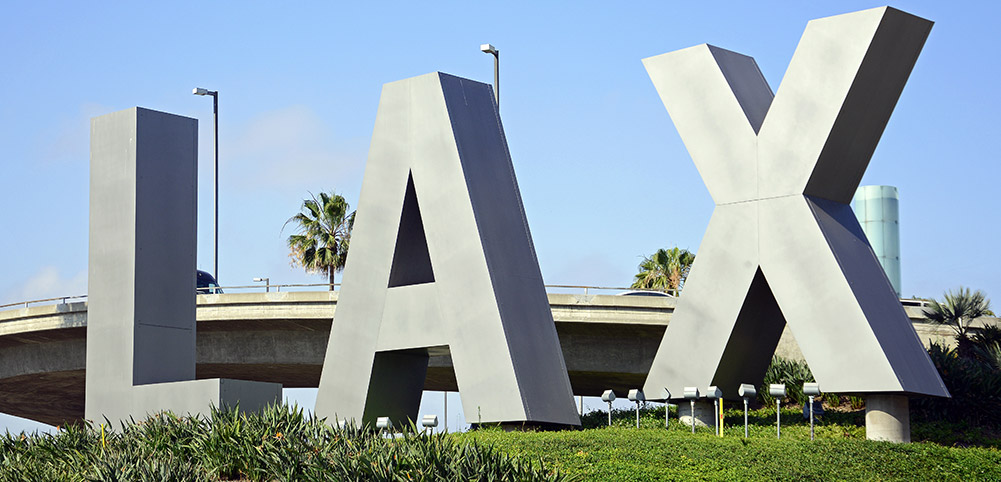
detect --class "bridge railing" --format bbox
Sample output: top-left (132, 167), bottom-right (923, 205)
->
top-left (0, 284), bottom-right (678, 312)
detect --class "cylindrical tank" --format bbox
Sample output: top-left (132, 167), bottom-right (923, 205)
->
top-left (852, 185), bottom-right (901, 297)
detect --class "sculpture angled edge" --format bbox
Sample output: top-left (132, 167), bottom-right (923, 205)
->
top-left (315, 72), bottom-right (580, 427)
top-left (641, 7), bottom-right (948, 400)
top-left (86, 107), bottom-right (281, 425)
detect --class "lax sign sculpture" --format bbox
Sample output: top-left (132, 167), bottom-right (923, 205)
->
top-left (640, 7), bottom-right (947, 441)
top-left (82, 7), bottom-right (945, 441)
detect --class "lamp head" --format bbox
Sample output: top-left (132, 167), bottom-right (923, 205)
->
top-left (192, 87), bottom-right (213, 96)
top-left (737, 383), bottom-right (756, 398)
top-left (421, 415), bottom-right (439, 428)
top-left (706, 386), bottom-right (722, 399)
top-left (480, 43), bottom-right (498, 55)
top-left (600, 389), bottom-right (616, 403)
top-left (375, 417), bottom-right (392, 429)
top-left (253, 277), bottom-right (266, 282)
top-left (683, 387), bottom-right (700, 399)
top-left (769, 384), bottom-right (787, 398)
top-left (627, 389), bottom-right (645, 402)
top-left (803, 382), bottom-right (822, 397)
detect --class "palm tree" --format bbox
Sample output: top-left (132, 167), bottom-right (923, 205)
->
top-left (283, 191), bottom-right (355, 290)
top-left (630, 247), bottom-right (696, 293)
top-left (923, 287), bottom-right (991, 357)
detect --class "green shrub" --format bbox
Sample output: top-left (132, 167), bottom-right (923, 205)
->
top-left (0, 405), bottom-right (566, 481)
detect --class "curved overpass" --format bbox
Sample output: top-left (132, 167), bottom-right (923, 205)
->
top-left (0, 291), bottom-right (960, 425)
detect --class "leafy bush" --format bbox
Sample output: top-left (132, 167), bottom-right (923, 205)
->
top-left (0, 405), bottom-right (566, 481)
top-left (912, 342), bottom-right (1001, 427)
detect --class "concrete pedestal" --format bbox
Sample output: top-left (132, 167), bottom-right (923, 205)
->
top-left (865, 394), bottom-right (910, 443)
top-left (677, 401), bottom-right (715, 430)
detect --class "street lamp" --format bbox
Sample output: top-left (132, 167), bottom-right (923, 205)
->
top-left (253, 277), bottom-right (270, 293)
top-left (601, 389), bottom-right (616, 426)
top-left (480, 43), bottom-right (499, 109)
top-left (421, 414), bottom-right (439, 434)
top-left (737, 384), bottom-right (756, 438)
top-left (193, 87), bottom-right (220, 286)
top-left (627, 389), bottom-right (645, 429)
top-left (803, 383), bottom-right (822, 440)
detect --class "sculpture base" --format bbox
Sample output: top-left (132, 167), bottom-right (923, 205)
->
top-left (677, 401), bottom-right (716, 430)
top-left (865, 394), bottom-right (910, 443)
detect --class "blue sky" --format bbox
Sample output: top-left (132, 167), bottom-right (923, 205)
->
top-left (1, 1), bottom-right (998, 432)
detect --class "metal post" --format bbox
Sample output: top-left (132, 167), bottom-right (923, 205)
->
top-left (743, 398), bottom-right (749, 438)
top-left (607, 400), bottom-right (612, 426)
top-left (776, 399), bottom-right (781, 439)
top-left (809, 395), bottom-right (815, 440)
top-left (443, 391), bottom-right (447, 433)
top-left (580, 395), bottom-right (584, 416)
top-left (690, 400), bottom-right (695, 434)
top-left (665, 403), bottom-right (669, 429)
top-left (493, 51), bottom-right (499, 109)
top-left (635, 401), bottom-right (640, 429)
top-left (212, 92), bottom-right (219, 286)
top-left (713, 398), bottom-right (719, 435)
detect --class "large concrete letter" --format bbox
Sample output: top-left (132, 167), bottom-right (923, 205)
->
top-left (641, 7), bottom-right (948, 402)
top-left (315, 73), bottom-right (579, 427)
top-left (86, 107), bottom-right (280, 424)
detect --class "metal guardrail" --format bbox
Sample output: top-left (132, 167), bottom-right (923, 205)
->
top-left (0, 284), bottom-right (677, 311)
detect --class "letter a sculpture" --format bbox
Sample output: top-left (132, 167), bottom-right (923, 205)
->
top-left (315, 72), bottom-right (580, 427)
top-left (642, 6), bottom-right (948, 412)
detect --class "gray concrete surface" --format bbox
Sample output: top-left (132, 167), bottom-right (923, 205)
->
top-left (1, 292), bottom-right (989, 426)
top-left (865, 394), bottom-right (910, 443)
top-left (315, 72), bottom-right (577, 427)
top-left (641, 8), bottom-right (945, 407)
top-left (85, 107), bottom-right (279, 426)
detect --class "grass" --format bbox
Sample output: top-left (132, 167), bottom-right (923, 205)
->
top-left (461, 405), bottom-right (1001, 481)
top-left (2, 404), bottom-right (1000, 481)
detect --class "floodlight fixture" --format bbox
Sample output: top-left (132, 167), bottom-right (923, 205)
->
top-left (480, 43), bottom-right (498, 54)
top-left (737, 384), bottom-right (756, 438)
top-left (706, 386), bottom-right (722, 436)
top-left (683, 387), bottom-right (700, 433)
top-left (376, 416), bottom-right (392, 432)
top-left (628, 389), bottom-right (645, 428)
top-left (770, 384), bottom-right (786, 438)
top-left (803, 383), bottom-right (822, 440)
top-left (661, 388), bottom-right (672, 429)
top-left (601, 389), bottom-right (616, 426)
top-left (421, 414), bottom-right (438, 433)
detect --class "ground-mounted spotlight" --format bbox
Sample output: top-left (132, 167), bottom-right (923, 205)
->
top-left (683, 387), bottom-right (700, 434)
top-left (769, 384), bottom-right (786, 439)
top-left (628, 389), bottom-right (645, 428)
top-left (661, 388), bottom-right (672, 429)
top-left (706, 386), bottom-right (722, 436)
top-left (421, 414), bottom-right (439, 434)
top-left (601, 390), bottom-right (616, 426)
top-left (803, 382), bottom-right (822, 440)
top-left (376, 416), bottom-right (392, 434)
top-left (737, 384), bottom-right (756, 438)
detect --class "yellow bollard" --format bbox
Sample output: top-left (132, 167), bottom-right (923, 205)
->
top-left (718, 399), bottom-right (724, 437)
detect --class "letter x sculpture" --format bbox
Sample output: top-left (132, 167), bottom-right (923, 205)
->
top-left (642, 7), bottom-right (949, 399)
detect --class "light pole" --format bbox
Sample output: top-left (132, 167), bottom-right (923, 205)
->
top-left (480, 44), bottom-right (499, 109)
top-left (253, 277), bottom-right (270, 293)
top-left (601, 390), bottom-right (616, 426)
top-left (738, 384), bottom-right (756, 438)
top-left (804, 383), bottom-right (822, 440)
top-left (193, 87), bottom-right (219, 286)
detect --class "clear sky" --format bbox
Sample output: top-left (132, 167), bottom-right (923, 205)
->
top-left (1, 1), bottom-right (998, 433)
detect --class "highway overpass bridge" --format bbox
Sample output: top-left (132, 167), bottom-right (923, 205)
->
top-left (0, 290), bottom-right (970, 426)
